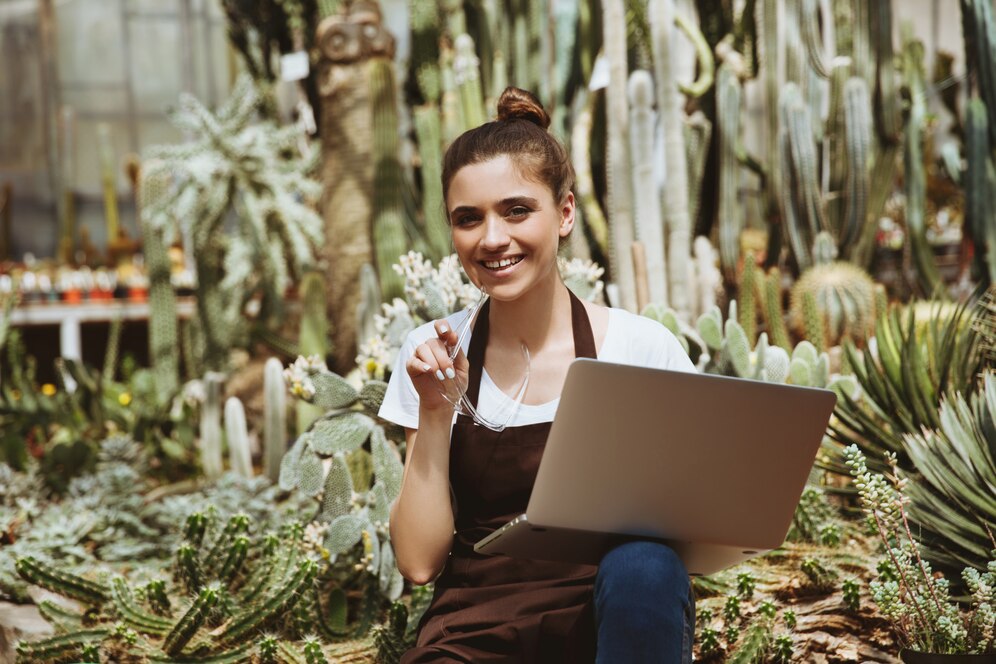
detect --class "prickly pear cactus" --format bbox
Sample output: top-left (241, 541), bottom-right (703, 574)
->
top-left (280, 354), bottom-right (405, 605)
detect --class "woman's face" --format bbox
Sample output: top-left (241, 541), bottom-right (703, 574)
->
top-left (446, 154), bottom-right (574, 301)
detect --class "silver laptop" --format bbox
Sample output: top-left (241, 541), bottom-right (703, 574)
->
top-left (473, 358), bottom-right (837, 576)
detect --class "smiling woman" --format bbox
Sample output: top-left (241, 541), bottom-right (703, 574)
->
top-left (380, 87), bottom-right (698, 664)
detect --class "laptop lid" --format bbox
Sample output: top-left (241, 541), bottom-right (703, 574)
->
top-left (524, 359), bottom-right (837, 551)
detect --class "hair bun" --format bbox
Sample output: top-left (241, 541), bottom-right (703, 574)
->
top-left (496, 87), bottom-right (551, 129)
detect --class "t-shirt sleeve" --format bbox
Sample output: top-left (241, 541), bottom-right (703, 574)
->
top-left (654, 325), bottom-right (697, 373)
top-left (378, 332), bottom-right (422, 430)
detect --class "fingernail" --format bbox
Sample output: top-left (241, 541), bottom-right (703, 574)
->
top-left (445, 367), bottom-right (455, 379)
top-left (435, 370), bottom-right (445, 381)
top-left (422, 363), bottom-right (432, 372)
top-left (440, 325), bottom-right (449, 334)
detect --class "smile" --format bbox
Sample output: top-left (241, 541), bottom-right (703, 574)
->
top-left (482, 256), bottom-right (524, 271)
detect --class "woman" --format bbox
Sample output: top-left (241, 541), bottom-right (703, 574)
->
top-left (380, 87), bottom-right (696, 663)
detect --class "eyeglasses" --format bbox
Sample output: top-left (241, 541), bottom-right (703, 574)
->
top-left (436, 288), bottom-right (531, 432)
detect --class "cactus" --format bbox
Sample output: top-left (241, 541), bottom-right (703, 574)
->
top-left (163, 584), bottom-right (219, 655)
top-left (413, 105), bottom-right (449, 260)
top-left (761, 267), bottom-right (792, 350)
top-left (841, 77), bottom-right (872, 252)
top-left (901, 34), bottom-right (943, 296)
top-left (717, 62), bottom-right (744, 282)
top-left (15, 628), bottom-right (110, 662)
top-left (788, 340), bottom-right (831, 387)
top-left (962, 0), bottom-right (996, 151)
top-left (571, 89), bottom-right (610, 258)
top-left (790, 259), bottom-right (878, 347)
top-left (696, 301), bottom-right (789, 382)
top-left (738, 253), bottom-right (759, 342)
top-left (628, 70), bottom-right (668, 305)
top-left (603, 0), bottom-right (637, 311)
top-left (224, 397), bottom-right (252, 479)
top-left (369, 58), bottom-right (409, 302)
top-left (200, 371), bottom-right (225, 479)
top-left (966, 98), bottom-right (996, 284)
top-left (110, 576), bottom-right (172, 635)
top-left (264, 357), bottom-right (288, 484)
top-left (453, 34), bottom-right (487, 131)
top-left (684, 112), bottom-right (712, 236)
top-left (779, 83), bottom-right (825, 272)
top-left (139, 162), bottom-right (180, 402)
top-left (15, 556), bottom-right (108, 605)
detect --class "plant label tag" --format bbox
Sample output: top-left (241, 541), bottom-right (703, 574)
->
top-left (281, 51), bottom-right (310, 82)
top-left (589, 54), bottom-right (610, 91)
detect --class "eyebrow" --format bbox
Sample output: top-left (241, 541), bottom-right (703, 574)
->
top-left (448, 196), bottom-right (541, 222)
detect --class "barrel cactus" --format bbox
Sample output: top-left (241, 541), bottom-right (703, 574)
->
top-left (788, 262), bottom-right (877, 347)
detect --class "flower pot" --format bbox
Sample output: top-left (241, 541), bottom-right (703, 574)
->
top-left (900, 651), bottom-right (996, 664)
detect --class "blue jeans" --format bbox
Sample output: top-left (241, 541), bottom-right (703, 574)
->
top-left (594, 541), bottom-right (695, 663)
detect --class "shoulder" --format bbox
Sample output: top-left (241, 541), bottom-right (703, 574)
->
top-left (602, 307), bottom-right (695, 372)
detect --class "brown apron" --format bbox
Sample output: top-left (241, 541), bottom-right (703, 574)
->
top-left (400, 290), bottom-right (599, 664)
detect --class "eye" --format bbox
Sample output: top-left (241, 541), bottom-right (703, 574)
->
top-left (453, 213), bottom-right (480, 227)
top-left (507, 205), bottom-right (531, 218)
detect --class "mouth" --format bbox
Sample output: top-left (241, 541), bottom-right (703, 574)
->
top-left (480, 255), bottom-right (524, 272)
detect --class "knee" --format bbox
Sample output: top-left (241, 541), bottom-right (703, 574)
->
top-left (595, 541), bottom-right (689, 604)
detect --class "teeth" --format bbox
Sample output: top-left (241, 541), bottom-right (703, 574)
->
top-left (484, 257), bottom-right (522, 269)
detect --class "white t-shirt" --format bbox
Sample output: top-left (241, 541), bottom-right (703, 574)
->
top-left (378, 306), bottom-right (697, 430)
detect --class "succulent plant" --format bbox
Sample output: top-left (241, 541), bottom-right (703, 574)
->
top-left (788, 261), bottom-right (878, 347)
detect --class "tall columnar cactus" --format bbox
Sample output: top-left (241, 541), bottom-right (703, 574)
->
top-left (453, 34), bottom-right (487, 131)
top-left (779, 83), bottom-right (825, 271)
top-left (200, 372), bottom-right (225, 479)
top-left (628, 70), bottom-right (667, 306)
top-left (370, 58), bottom-right (409, 302)
top-left (841, 77), bottom-right (872, 252)
top-left (413, 104), bottom-right (449, 260)
top-left (966, 98), bottom-right (996, 284)
top-left (263, 360), bottom-right (287, 485)
top-left (962, 0), bottom-right (996, 151)
top-left (138, 162), bottom-right (179, 403)
top-left (602, 0), bottom-right (636, 311)
top-left (97, 123), bottom-right (120, 248)
top-left (649, 0), bottom-right (709, 319)
top-left (901, 35), bottom-right (943, 296)
top-left (761, 267), bottom-right (792, 350)
top-left (224, 396), bottom-right (252, 479)
top-left (717, 63), bottom-right (743, 282)
top-left (571, 89), bottom-right (610, 259)
top-left (684, 112), bottom-right (712, 236)
top-left (738, 253), bottom-right (759, 342)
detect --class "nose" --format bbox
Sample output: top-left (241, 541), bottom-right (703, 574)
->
top-left (480, 214), bottom-right (511, 251)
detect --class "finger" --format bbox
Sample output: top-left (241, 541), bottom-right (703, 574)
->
top-left (407, 346), bottom-right (436, 378)
top-left (426, 336), bottom-right (456, 380)
top-left (434, 319), bottom-right (459, 352)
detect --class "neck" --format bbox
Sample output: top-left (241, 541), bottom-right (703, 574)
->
top-left (486, 276), bottom-right (573, 353)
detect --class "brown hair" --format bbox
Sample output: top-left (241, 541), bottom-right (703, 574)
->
top-left (441, 87), bottom-right (575, 210)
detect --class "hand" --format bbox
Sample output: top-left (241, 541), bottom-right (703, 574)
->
top-left (406, 320), bottom-right (471, 413)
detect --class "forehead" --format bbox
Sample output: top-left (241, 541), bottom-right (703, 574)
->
top-left (447, 155), bottom-right (552, 207)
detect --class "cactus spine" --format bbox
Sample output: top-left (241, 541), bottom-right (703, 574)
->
top-left (163, 585), bottom-right (219, 656)
top-left (628, 70), bottom-right (668, 306)
top-left (15, 556), bottom-right (108, 605)
top-left (264, 357), bottom-right (287, 483)
top-left (110, 577), bottom-right (172, 635)
top-left (224, 396), bottom-right (252, 479)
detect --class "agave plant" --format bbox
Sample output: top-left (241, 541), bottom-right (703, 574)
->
top-left (825, 297), bottom-right (984, 475)
top-left (901, 371), bottom-right (996, 573)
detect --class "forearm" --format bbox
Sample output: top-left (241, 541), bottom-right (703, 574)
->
top-left (389, 407), bottom-right (456, 585)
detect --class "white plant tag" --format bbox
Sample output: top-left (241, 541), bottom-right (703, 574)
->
top-left (588, 54), bottom-right (610, 91)
top-left (281, 51), bottom-right (310, 82)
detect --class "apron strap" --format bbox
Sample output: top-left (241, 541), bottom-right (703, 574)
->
top-left (465, 289), bottom-right (597, 407)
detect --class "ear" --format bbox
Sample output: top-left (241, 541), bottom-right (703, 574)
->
top-left (558, 192), bottom-right (576, 239)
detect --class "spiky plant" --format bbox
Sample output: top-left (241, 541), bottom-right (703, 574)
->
top-left (826, 297), bottom-right (984, 476)
top-left (141, 74), bottom-right (323, 372)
